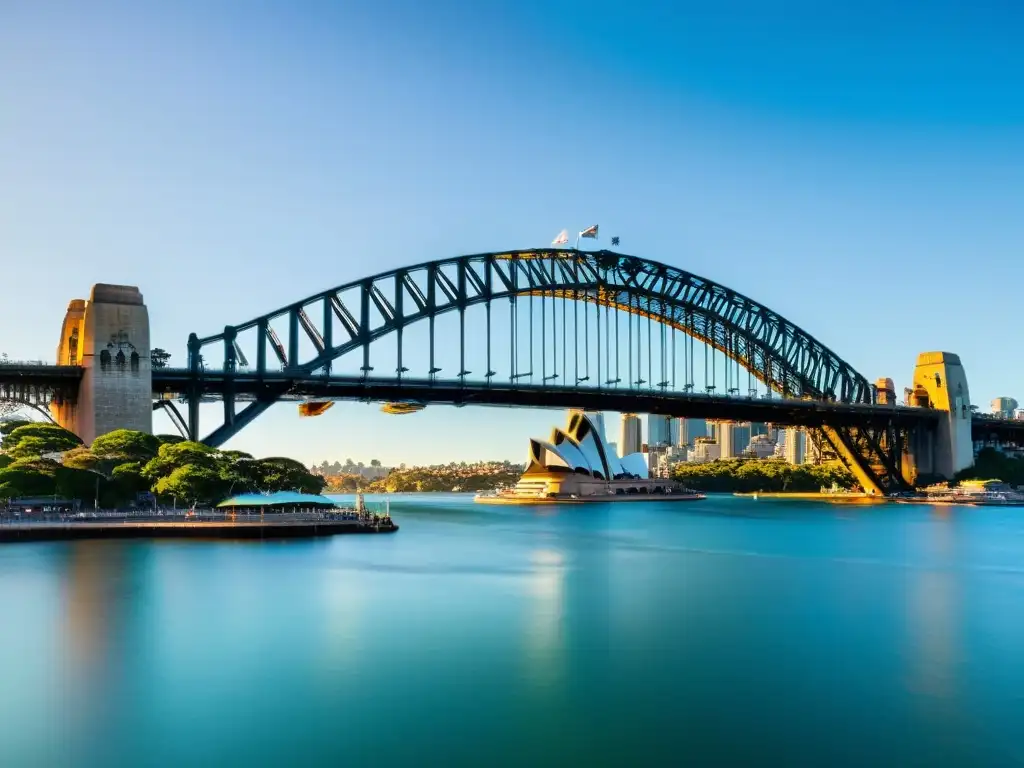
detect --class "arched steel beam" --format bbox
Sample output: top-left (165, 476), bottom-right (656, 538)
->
top-left (152, 399), bottom-right (189, 439)
top-left (188, 250), bottom-right (871, 444)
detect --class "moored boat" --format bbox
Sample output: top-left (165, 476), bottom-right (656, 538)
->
top-left (899, 479), bottom-right (1024, 506)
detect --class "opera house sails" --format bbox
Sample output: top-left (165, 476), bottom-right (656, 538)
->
top-left (475, 412), bottom-right (704, 504)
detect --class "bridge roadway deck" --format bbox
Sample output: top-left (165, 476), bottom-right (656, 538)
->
top-left (0, 363), bottom-right (83, 384)
top-left (151, 369), bottom-right (938, 429)
top-left (17, 363), bottom-right (1024, 435)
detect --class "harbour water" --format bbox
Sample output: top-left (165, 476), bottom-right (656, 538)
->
top-left (2, 493), bottom-right (1024, 766)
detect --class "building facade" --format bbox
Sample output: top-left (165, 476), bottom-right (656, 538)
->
top-left (718, 422), bottom-right (752, 459)
top-left (679, 418), bottom-right (707, 446)
top-left (620, 413), bottom-right (642, 456)
top-left (784, 427), bottom-right (805, 465)
top-left (647, 414), bottom-right (672, 447)
top-left (690, 438), bottom-right (720, 462)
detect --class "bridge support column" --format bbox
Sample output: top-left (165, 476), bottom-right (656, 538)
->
top-left (904, 352), bottom-right (973, 481)
top-left (52, 285), bottom-right (152, 444)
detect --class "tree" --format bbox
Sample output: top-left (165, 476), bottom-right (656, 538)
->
top-left (370, 459), bottom-right (381, 468)
top-left (153, 465), bottom-right (226, 507)
top-left (8, 437), bottom-right (66, 460)
top-left (2, 423), bottom-right (82, 455)
top-left (110, 462), bottom-right (151, 502)
top-left (141, 441), bottom-right (219, 483)
top-left (255, 457), bottom-right (327, 494)
top-left (156, 434), bottom-right (186, 445)
top-left (219, 449), bottom-right (254, 462)
top-left (0, 458), bottom-right (60, 499)
top-left (151, 348), bottom-right (171, 369)
top-left (0, 419), bottom-right (32, 438)
top-left (218, 457), bottom-right (264, 495)
top-left (90, 429), bottom-right (161, 463)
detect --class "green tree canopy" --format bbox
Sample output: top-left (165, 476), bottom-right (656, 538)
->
top-left (955, 447), bottom-right (1024, 487)
top-left (255, 457), bottom-right (327, 494)
top-left (2, 423), bottom-right (82, 455)
top-left (142, 441), bottom-right (219, 482)
top-left (110, 461), bottom-right (151, 502)
top-left (0, 419), bottom-right (32, 438)
top-left (90, 429), bottom-right (161, 463)
top-left (151, 348), bottom-right (172, 368)
top-left (62, 446), bottom-right (105, 472)
top-left (153, 465), bottom-right (226, 506)
top-left (156, 434), bottom-right (186, 445)
top-left (671, 458), bottom-right (856, 493)
top-left (0, 458), bottom-right (60, 499)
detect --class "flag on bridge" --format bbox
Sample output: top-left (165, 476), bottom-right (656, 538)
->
top-left (551, 229), bottom-right (570, 246)
top-left (579, 224), bottom-right (599, 239)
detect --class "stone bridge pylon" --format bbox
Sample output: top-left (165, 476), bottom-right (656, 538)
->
top-left (52, 284), bottom-right (152, 444)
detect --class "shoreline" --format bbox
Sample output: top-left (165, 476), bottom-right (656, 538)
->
top-left (733, 491), bottom-right (883, 503)
top-left (475, 493), bottom-right (705, 505)
top-left (0, 518), bottom-right (398, 543)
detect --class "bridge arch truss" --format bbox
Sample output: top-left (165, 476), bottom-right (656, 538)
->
top-left (176, 249), bottom-right (912, 493)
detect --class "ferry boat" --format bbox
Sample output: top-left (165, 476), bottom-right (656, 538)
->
top-left (902, 479), bottom-right (1024, 506)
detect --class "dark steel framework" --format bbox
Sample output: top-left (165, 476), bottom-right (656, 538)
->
top-left (0, 364), bottom-right (80, 423)
top-left (179, 249), bottom-right (908, 488)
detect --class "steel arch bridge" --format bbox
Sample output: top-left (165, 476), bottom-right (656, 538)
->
top-left (178, 249), bottom-right (915, 493)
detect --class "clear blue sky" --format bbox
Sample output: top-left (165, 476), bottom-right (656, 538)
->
top-left (3, 1), bottom-right (1023, 466)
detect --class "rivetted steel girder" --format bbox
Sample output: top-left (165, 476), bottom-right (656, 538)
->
top-left (188, 249), bottom-right (872, 404)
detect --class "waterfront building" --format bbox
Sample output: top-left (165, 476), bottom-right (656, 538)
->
top-left (568, 409), bottom-right (607, 442)
top-left (648, 414), bottom-right (672, 447)
top-left (620, 413), bottom-right (642, 456)
top-left (750, 422), bottom-right (768, 438)
top-left (689, 437), bottom-right (720, 462)
top-left (670, 418), bottom-right (682, 447)
top-left (483, 412), bottom-right (699, 501)
top-left (784, 427), bottom-right (805, 465)
top-left (707, 421), bottom-right (718, 441)
top-left (649, 445), bottom-right (686, 478)
top-left (744, 434), bottom-right (777, 459)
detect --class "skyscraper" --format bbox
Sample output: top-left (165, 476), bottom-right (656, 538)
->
top-left (719, 422), bottom-right (735, 458)
top-left (680, 419), bottom-right (707, 446)
top-left (784, 427), bottom-right (805, 465)
top-left (647, 414), bottom-right (671, 447)
top-left (718, 422), bottom-right (752, 459)
top-left (619, 413), bottom-right (642, 456)
top-left (804, 431), bottom-right (821, 464)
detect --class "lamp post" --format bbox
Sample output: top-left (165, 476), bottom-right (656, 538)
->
top-left (81, 467), bottom-right (111, 512)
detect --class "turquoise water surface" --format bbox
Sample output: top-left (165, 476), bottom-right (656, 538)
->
top-left (2, 494), bottom-right (1024, 766)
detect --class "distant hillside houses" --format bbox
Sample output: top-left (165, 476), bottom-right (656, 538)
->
top-left (312, 459), bottom-right (390, 481)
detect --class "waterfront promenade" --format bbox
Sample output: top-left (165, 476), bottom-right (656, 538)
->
top-left (0, 509), bottom-right (398, 542)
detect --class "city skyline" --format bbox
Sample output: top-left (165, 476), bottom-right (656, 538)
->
top-left (3, 2), bottom-right (1024, 463)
